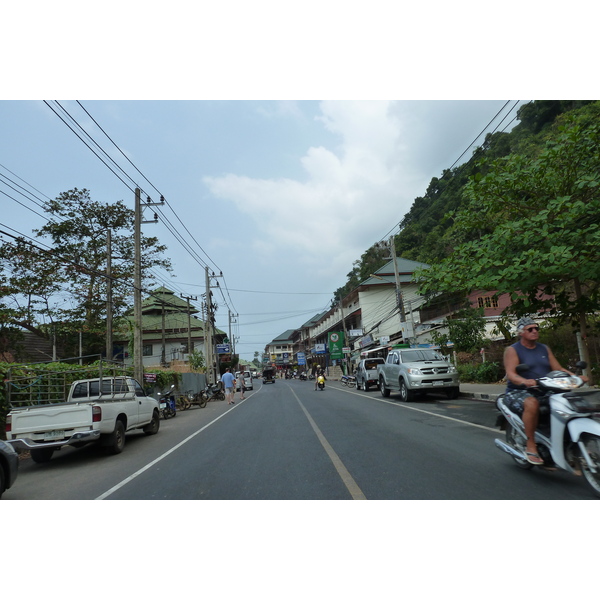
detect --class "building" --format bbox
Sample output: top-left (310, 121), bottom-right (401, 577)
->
top-left (113, 286), bottom-right (226, 369)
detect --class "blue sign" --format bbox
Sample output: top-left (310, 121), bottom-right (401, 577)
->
top-left (297, 352), bottom-right (306, 365)
top-left (216, 344), bottom-right (231, 354)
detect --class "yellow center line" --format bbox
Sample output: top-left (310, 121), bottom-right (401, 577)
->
top-left (289, 387), bottom-right (367, 500)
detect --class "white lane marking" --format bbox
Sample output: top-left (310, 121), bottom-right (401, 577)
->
top-left (289, 387), bottom-right (367, 500)
top-left (333, 385), bottom-right (499, 433)
top-left (95, 393), bottom-right (256, 500)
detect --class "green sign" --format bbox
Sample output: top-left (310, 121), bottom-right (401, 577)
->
top-left (328, 331), bottom-right (345, 360)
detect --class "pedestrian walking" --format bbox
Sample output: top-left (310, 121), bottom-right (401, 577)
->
top-left (237, 367), bottom-right (246, 400)
top-left (221, 367), bottom-right (236, 405)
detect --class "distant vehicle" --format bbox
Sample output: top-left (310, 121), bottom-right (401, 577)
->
top-left (355, 357), bottom-right (385, 391)
top-left (0, 439), bottom-right (19, 499)
top-left (262, 368), bottom-right (275, 384)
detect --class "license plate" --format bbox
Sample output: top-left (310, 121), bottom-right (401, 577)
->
top-left (44, 429), bottom-right (65, 440)
top-left (160, 402), bottom-right (166, 409)
top-left (432, 381), bottom-right (444, 386)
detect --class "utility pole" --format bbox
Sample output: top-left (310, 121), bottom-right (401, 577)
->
top-left (133, 188), bottom-right (163, 384)
top-left (338, 297), bottom-right (349, 374)
top-left (181, 295), bottom-right (197, 359)
top-left (106, 228), bottom-right (112, 361)
top-left (204, 268), bottom-right (223, 384)
top-left (389, 236), bottom-right (406, 323)
top-left (161, 301), bottom-right (166, 367)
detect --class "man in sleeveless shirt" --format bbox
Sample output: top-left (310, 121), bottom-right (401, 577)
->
top-left (503, 316), bottom-right (581, 465)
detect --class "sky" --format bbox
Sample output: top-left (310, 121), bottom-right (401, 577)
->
top-left (0, 99), bottom-right (531, 360)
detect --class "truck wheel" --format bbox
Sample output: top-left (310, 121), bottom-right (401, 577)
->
top-left (379, 378), bottom-right (390, 397)
top-left (364, 381), bottom-right (370, 391)
top-left (399, 379), bottom-right (414, 402)
top-left (107, 420), bottom-right (126, 454)
top-left (143, 410), bottom-right (160, 435)
top-left (30, 448), bottom-right (54, 463)
top-left (445, 387), bottom-right (460, 399)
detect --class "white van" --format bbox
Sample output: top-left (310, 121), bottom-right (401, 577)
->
top-left (235, 371), bottom-right (254, 391)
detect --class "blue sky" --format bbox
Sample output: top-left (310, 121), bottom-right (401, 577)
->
top-left (0, 99), bottom-right (531, 359)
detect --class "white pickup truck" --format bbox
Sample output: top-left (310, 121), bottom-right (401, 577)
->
top-left (6, 376), bottom-right (160, 463)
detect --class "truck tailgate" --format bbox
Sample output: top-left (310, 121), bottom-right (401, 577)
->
top-left (9, 403), bottom-right (93, 436)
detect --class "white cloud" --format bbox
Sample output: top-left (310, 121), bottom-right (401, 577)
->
top-left (203, 101), bottom-right (416, 283)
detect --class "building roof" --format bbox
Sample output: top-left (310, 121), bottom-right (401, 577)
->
top-left (360, 257), bottom-right (430, 286)
top-left (142, 286), bottom-right (199, 314)
top-left (266, 329), bottom-right (297, 345)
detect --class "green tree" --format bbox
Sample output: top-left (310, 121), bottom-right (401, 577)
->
top-left (0, 188), bottom-right (172, 356)
top-left (418, 106), bottom-right (600, 374)
top-left (430, 308), bottom-right (486, 354)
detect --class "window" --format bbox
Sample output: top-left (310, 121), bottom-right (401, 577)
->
top-left (477, 296), bottom-right (498, 309)
top-left (143, 344), bottom-right (153, 356)
top-left (71, 382), bottom-right (88, 398)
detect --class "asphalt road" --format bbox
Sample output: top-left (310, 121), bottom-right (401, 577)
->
top-left (4, 378), bottom-right (598, 500)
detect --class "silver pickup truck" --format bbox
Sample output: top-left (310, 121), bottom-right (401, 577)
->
top-left (6, 377), bottom-right (160, 463)
top-left (377, 348), bottom-right (460, 401)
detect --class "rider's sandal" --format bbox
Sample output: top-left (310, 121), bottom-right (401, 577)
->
top-left (526, 452), bottom-right (544, 465)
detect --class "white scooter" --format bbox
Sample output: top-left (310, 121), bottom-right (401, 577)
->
top-left (495, 362), bottom-right (600, 498)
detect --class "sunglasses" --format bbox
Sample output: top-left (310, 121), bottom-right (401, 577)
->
top-left (524, 326), bottom-right (540, 332)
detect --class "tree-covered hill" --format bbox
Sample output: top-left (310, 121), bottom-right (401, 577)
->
top-left (333, 100), bottom-right (596, 301)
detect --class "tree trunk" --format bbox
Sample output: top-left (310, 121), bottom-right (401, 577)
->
top-left (573, 278), bottom-right (593, 384)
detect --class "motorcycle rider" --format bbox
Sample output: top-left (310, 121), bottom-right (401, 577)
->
top-left (503, 316), bottom-right (584, 465)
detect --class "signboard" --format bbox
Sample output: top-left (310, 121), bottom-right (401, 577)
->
top-left (328, 331), bottom-right (345, 360)
top-left (314, 343), bottom-right (326, 354)
top-left (360, 334), bottom-right (373, 348)
top-left (144, 373), bottom-right (157, 383)
top-left (297, 352), bottom-right (306, 365)
top-left (342, 347), bottom-right (351, 354)
top-left (283, 352), bottom-right (289, 364)
top-left (348, 329), bottom-right (363, 337)
top-left (216, 344), bottom-right (231, 354)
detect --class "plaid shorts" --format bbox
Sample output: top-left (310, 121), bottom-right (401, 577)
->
top-left (502, 388), bottom-right (547, 416)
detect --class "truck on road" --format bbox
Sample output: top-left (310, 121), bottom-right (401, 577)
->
top-left (6, 375), bottom-right (160, 463)
top-left (377, 348), bottom-right (460, 402)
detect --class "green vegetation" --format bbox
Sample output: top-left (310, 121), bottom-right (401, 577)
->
top-left (332, 100), bottom-right (600, 379)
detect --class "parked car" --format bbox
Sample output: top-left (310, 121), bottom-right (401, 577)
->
top-left (0, 439), bottom-right (19, 499)
top-left (355, 357), bottom-right (385, 391)
top-left (377, 348), bottom-right (460, 401)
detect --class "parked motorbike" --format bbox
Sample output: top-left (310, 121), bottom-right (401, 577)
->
top-left (204, 381), bottom-right (225, 402)
top-left (495, 361), bottom-right (600, 498)
top-left (341, 374), bottom-right (356, 388)
top-left (157, 385), bottom-right (177, 419)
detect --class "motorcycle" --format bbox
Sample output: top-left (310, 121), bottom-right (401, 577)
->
top-left (157, 385), bottom-right (177, 419)
top-left (341, 374), bottom-right (356, 388)
top-left (495, 361), bottom-right (600, 498)
top-left (204, 381), bottom-right (225, 402)
top-left (317, 375), bottom-right (325, 391)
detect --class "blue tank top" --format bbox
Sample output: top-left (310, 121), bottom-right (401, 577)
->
top-left (506, 342), bottom-right (550, 390)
